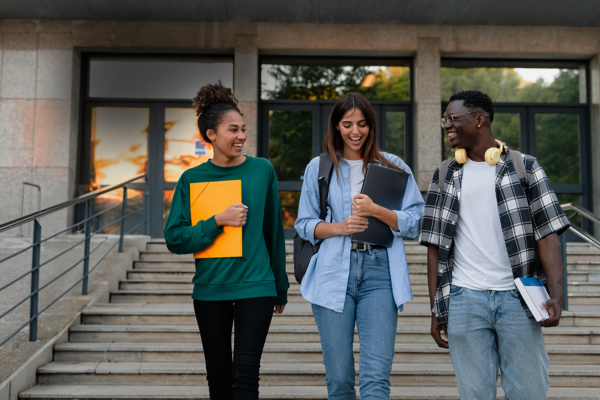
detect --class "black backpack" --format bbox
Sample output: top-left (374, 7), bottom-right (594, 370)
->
top-left (292, 153), bottom-right (334, 284)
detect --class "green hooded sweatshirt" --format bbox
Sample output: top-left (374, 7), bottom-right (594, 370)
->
top-left (164, 156), bottom-right (289, 305)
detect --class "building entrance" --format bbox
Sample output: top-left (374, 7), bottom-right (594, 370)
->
top-left (80, 55), bottom-right (233, 238)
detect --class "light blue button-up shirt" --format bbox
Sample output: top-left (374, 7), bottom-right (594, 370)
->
top-left (295, 153), bottom-right (425, 313)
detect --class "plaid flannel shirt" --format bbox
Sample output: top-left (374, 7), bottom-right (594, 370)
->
top-left (419, 149), bottom-right (570, 324)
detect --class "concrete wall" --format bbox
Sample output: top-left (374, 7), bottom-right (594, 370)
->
top-left (0, 26), bottom-right (79, 234)
top-left (0, 20), bottom-right (598, 228)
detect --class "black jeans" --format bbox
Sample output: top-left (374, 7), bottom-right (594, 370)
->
top-left (193, 296), bottom-right (275, 400)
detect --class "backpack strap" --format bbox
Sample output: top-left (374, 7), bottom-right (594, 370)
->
top-left (510, 150), bottom-right (529, 186)
top-left (317, 153), bottom-right (334, 221)
top-left (437, 159), bottom-right (453, 202)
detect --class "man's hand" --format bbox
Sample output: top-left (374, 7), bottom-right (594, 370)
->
top-left (430, 315), bottom-right (449, 348)
top-left (215, 203), bottom-right (248, 228)
top-left (536, 233), bottom-right (564, 328)
top-left (540, 297), bottom-right (562, 327)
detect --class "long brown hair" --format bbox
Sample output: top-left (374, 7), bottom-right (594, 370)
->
top-left (323, 92), bottom-right (405, 179)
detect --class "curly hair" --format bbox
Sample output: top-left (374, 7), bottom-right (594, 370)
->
top-left (449, 90), bottom-right (494, 123)
top-left (192, 81), bottom-right (243, 143)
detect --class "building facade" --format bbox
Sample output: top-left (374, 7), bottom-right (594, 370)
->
top-left (0, 19), bottom-right (598, 238)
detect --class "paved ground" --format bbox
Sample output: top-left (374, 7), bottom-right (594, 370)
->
top-left (0, 234), bottom-right (149, 382)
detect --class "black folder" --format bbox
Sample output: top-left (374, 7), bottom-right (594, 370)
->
top-left (351, 163), bottom-right (409, 247)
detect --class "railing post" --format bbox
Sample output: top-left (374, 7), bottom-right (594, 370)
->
top-left (29, 220), bottom-right (41, 342)
top-left (560, 232), bottom-right (569, 311)
top-left (82, 199), bottom-right (92, 296)
top-left (119, 187), bottom-right (128, 252)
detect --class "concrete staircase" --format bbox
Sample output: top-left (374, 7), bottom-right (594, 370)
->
top-left (19, 241), bottom-right (600, 399)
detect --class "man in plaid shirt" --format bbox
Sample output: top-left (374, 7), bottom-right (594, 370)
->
top-left (419, 91), bottom-right (570, 399)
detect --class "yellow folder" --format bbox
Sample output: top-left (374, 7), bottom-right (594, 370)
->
top-left (190, 180), bottom-right (242, 259)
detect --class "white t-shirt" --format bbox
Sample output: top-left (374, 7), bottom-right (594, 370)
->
top-left (452, 159), bottom-right (515, 291)
top-left (346, 159), bottom-right (364, 201)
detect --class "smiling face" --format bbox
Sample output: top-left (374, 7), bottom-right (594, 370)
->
top-left (443, 100), bottom-right (482, 150)
top-left (206, 110), bottom-right (246, 160)
top-left (337, 107), bottom-right (370, 160)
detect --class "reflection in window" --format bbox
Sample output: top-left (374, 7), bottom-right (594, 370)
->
top-left (269, 110), bottom-right (313, 181)
top-left (164, 108), bottom-right (213, 183)
top-left (91, 107), bottom-right (149, 188)
top-left (164, 190), bottom-right (174, 228)
top-left (535, 113), bottom-right (580, 185)
top-left (262, 64), bottom-right (410, 101)
top-left (493, 113), bottom-right (520, 151)
top-left (385, 112), bottom-right (405, 159)
top-left (441, 67), bottom-right (584, 104)
top-left (279, 191), bottom-right (301, 229)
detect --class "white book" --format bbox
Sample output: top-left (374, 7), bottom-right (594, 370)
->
top-left (514, 277), bottom-right (550, 322)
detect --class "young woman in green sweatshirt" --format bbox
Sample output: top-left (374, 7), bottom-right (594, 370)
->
top-left (164, 82), bottom-right (289, 400)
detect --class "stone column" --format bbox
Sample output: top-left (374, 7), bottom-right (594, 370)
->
top-left (0, 32), bottom-right (77, 234)
top-left (234, 35), bottom-right (259, 157)
top-left (413, 37), bottom-right (441, 191)
top-left (590, 51), bottom-right (600, 239)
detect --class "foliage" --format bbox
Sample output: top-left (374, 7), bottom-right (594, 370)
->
top-left (263, 65), bottom-right (410, 101)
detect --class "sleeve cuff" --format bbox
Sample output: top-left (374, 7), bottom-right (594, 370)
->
top-left (275, 290), bottom-right (288, 306)
top-left (199, 215), bottom-right (224, 241)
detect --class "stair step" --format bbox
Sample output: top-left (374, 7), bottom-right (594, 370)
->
top-left (108, 290), bottom-right (437, 304)
top-left (36, 361), bottom-right (600, 387)
top-left (80, 303), bottom-right (600, 327)
top-left (108, 289), bottom-right (600, 305)
top-left (20, 384), bottom-right (600, 400)
top-left (51, 341), bottom-right (600, 364)
top-left (69, 324), bottom-right (600, 345)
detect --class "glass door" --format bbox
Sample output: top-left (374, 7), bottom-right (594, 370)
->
top-left (262, 104), bottom-right (321, 237)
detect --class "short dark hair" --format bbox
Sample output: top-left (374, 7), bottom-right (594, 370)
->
top-left (449, 90), bottom-right (494, 123)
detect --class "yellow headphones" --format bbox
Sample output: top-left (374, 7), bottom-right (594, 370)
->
top-left (455, 139), bottom-right (504, 165)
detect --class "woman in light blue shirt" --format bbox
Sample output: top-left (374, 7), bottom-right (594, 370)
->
top-left (295, 92), bottom-right (424, 400)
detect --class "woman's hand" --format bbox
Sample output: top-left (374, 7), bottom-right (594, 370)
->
top-left (274, 304), bottom-right (286, 314)
top-left (336, 215), bottom-right (369, 236)
top-left (352, 194), bottom-right (380, 218)
top-left (215, 203), bottom-right (248, 228)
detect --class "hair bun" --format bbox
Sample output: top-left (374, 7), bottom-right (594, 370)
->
top-left (192, 81), bottom-right (241, 117)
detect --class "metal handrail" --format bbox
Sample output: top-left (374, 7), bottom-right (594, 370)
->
top-left (561, 203), bottom-right (600, 250)
top-left (0, 174), bottom-right (149, 347)
top-left (558, 202), bottom-right (600, 312)
top-left (0, 173), bottom-right (145, 234)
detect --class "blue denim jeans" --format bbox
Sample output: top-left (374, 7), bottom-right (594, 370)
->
top-left (447, 285), bottom-right (550, 400)
top-left (311, 248), bottom-right (398, 400)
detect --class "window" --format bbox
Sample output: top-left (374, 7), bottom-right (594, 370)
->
top-left (260, 58), bottom-right (412, 235)
top-left (440, 60), bottom-right (591, 234)
top-left (89, 57), bottom-right (233, 99)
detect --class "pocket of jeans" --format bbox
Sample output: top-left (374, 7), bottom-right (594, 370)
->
top-left (510, 289), bottom-right (521, 299)
top-left (449, 285), bottom-right (465, 296)
top-left (373, 249), bottom-right (389, 267)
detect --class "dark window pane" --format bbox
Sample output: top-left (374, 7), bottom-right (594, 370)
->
top-left (269, 110), bottom-right (313, 181)
top-left (535, 113), bottom-right (580, 185)
top-left (493, 113), bottom-right (521, 151)
top-left (280, 191), bottom-right (301, 229)
top-left (89, 59), bottom-right (233, 99)
top-left (262, 65), bottom-right (410, 101)
top-left (385, 111), bottom-right (405, 159)
top-left (92, 189), bottom-right (145, 235)
top-left (556, 194), bottom-right (581, 227)
top-left (441, 67), bottom-right (584, 104)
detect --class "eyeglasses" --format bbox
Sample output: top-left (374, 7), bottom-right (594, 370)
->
top-left (441, 111), bottom-right (480, 128)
